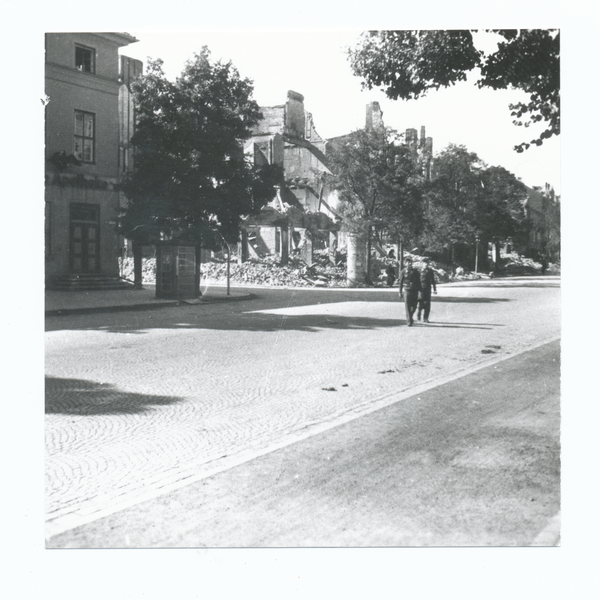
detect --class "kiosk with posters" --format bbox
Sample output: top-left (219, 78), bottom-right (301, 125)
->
top-left (155, 242), bottom-right (201, 299)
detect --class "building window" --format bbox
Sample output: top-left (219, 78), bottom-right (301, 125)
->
top-left (75, 44), bottom-right (95, 73)
top-left (74, 110), bottom-right (95, 163)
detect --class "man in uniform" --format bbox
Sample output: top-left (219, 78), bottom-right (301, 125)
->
top-left (399, 257), bottom-right (421, 326)
top-left (417, 258), bottom-right (437, 323)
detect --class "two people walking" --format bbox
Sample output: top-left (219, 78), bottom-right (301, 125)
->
top-left (399, 257), bottom-right (437, 327)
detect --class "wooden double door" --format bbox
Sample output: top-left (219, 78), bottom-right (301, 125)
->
top-left (70, 203), bottom-right (100, 273)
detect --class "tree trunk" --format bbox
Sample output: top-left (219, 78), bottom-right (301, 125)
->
top-left (280, 226), bottom-right (289, 266)
top-left (491, 241), bottom-right (501, 271)
top-left (238, 229), bottom-right (248, 263)
top-left (133, 239), bottom-right (143, 289)
top-left (398, 240), bottom-right (404, 270)
top-left (365, 226), bottom-right (373, 286)
top-left (196, 244), bottom-right (203, 297)
top-left (476, 238), bottom-right (489, 272)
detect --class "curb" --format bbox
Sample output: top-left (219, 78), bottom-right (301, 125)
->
top-left (45, 292), bottom-right (254, 317)
top-left (45, 301), bottom-right (180, 317)
top-left (176, 293), bottom-right (254, 306)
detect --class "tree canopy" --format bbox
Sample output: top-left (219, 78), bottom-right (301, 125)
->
top-left (421, 144), bottom-right (529, 253)
top-left (348, 30), bottom-right (560, 152)
top-left (119, 48), bottom-right (282, 245)
top-left (325, 126), bottom-right (425, 247)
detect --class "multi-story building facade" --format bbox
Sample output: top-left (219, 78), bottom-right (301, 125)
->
top-left (45, 32), bottom-right (139, 288)
top-left (523, 183), bottom-right (561, 262)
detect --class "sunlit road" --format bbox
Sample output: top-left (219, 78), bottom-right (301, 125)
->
top-left (45, 276), bottom-right (560, 544)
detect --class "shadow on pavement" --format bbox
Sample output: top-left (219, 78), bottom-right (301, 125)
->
top-left (418, 322), bottom-right (504, 330)
top-left (46, 289), bottom-right (512, 334)
top-left (448, 281), bottom-right (560, 289)
top-left (45, 376), bottom-right (185, 416)
top-left (437, 296), bottom-right (511, 303)
top-left (45, 308), bottom-right (510, 334)
top-left (50, 314), bottom-right (405, 334)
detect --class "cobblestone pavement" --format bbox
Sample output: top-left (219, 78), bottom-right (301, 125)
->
top-left (45, 277), bottom-right (561, 539)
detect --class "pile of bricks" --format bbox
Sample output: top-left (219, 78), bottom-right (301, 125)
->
top-left (202, 258), bottom-right (347, 287)
top-left (119, 256), bottom-right (347, 287)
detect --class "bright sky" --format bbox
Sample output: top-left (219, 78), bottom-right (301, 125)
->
top-left (122, 30), bottom-right (561, 194)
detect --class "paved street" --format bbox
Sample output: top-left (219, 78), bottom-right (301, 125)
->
top-left (48, 338), bottom-right (560, 548)
top-left (45, 276), bottom-right (560, 544)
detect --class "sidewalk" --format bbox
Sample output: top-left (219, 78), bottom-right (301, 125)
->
top-left (45, 284), bottom-right (252, 316)
top-left (44, 280), bottom-right (406, 317)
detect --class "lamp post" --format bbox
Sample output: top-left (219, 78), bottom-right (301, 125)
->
top-left (475, 235), bottom-right (480, 273)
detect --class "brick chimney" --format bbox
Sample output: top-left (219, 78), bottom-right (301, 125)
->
top-left (366, 101), bottom-right (384, 130)
top-left (405, 128), bottom-right (418, 152)
top-left (285, 90), bottom-right (306, 139)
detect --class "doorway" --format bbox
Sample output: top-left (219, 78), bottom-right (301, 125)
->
top-left (70, 203), bottom-right (100, 273)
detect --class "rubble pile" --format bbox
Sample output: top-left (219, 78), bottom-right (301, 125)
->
top-left (119, 254), bottom-right (347, 287)
top-left (375, 251), bottom-right (454, 285)
top-left (498, 252), bottom-right (560, 275)
top-left (119, 257), bottom-right (156, 284)
top-left (203, 259), bottom-right (308, 287)
top-left (402, 253), bottom-right (455, 283)
top-left (203, 254), bottom-right (347, 287)
top-left (499, 254), bottom-right (539, 275)
top-left (119, 249), bottom-right (559, 288)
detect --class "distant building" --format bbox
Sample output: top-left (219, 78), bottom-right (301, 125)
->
top-left (404, 125), bottom-right (434, 182)
top-left (523, 183), bottom-right (561, 261)
top-left (45, 32), bottom-right (140, 288)
top-left (326, 104), bottom-right (434, 263)
top-left (327, 106), bottom-right (434, 183)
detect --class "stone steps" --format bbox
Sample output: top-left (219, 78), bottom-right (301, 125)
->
top-left (49, 274), bottom-right (134, 291)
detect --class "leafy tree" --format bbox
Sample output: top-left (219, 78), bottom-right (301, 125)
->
top-left (478, 165), bottom-right (530, 247)
top-left (348, 30), bottom-right (559, 151)
top-left (420, 144), bottom-right (483, 255)
top-left (540, 196), bottom-right (561, 261)
top-left (326, 126), bottom-right (425, 282)
top-left (421, 144), bottom-right (529, 269)
top-left (120, 48), bottom-right (282, 271)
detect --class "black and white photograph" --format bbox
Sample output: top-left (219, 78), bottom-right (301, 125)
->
top-left (43, 28), bottom-right (562, 548)
top-left (6, 3), bottom-right (595, 595)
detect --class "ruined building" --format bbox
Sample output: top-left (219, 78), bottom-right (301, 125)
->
top-left (365, 100), bottom-right (384, 131)
top-left (240, 90), bottom-right (339, 264)
top-left (404, 125), bottom-right (434, 181)
top-left (236, 94), bottom-right (436, 273)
